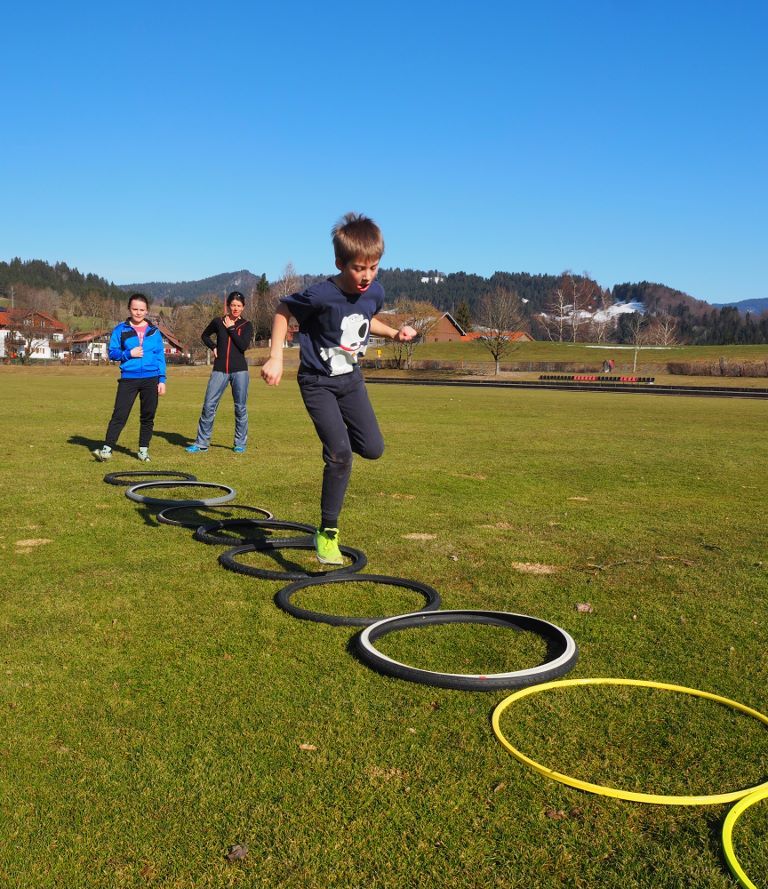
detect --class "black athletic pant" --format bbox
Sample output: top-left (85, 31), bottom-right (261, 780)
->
top-left (298, 367), bottom-right (384, 529)
top-left (105, 377), bottom-right (160, 449)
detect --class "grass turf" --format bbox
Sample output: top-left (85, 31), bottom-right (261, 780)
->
top-left (0, 365), bottom-right (766, 888)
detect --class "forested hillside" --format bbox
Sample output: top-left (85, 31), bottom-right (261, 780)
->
top-left (2, 258), bottom-right (766, 345)
top-left (0, 258), bottom-right (124, 302)
top-left (377, 269), bottom-right (566, 314)
top-left (119, 271), bottom-right (266, 304)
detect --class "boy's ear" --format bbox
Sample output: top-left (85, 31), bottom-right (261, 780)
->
top-left (334, 257), bottom-right (345, 272)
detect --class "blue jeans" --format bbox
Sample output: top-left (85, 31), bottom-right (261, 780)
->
top-left (193, 370), bottom-right (249, 448)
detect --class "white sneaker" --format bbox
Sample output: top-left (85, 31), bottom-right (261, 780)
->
top-left (137, 447), bottom-right (150, 462)
top-left (92, 446), bottom-right (112, 462)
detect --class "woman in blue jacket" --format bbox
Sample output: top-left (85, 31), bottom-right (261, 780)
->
top-left (92, 293), bottom-right (166, 462)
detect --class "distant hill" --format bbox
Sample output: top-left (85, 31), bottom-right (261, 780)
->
top-left (0, 258), bottom-right (124, 301)
top-left (122, 269), bottom-right (727, 324)
top-left (4, 257), bottom-right (765, 343)
top-left (711, 297), bottom-right (768, 316)
top-left (118, 271), bottom-right (265, 304)
top-left (121, 267), bottom-right (585, 314)
top-left (611, 281), bottom-right (712, 316)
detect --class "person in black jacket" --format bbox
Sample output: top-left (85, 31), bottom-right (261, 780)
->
top-left (186, 292), bottom-right (254, 453)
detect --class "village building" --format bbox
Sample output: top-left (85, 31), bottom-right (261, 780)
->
top-left (68, 329), bottom-right (111, 361)
top-left (0, 306), bottom-right (189, 362)
top-left (0, 308), bottom-right (67, 360)
top-left (372, 310), bottom-right (533, 344)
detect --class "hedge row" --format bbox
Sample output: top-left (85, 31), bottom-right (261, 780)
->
top-left (667, 359), bottom-right (768, 377)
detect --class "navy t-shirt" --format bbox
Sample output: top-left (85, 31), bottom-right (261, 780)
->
top-left (281, 278), bottom-right (385, 376)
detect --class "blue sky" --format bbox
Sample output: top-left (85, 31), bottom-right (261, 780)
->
top-left (2, 0), bottom-right (766, 303)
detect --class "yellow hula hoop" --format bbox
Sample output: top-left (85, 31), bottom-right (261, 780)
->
top-left (722, 787), bottom-right (768, 889)
top-left (492, 677), bottom-right (768, 806)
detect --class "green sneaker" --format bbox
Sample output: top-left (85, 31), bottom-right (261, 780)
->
top-left (137, 447), bottom-right (150, 463)
top-left (315, 527), bottom-right (343, 565)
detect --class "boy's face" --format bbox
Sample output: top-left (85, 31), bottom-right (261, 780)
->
top-left (129, 300), bottom-right (148, 324)
top-left (336, 256), bottom-right (380, 295)
top-left (227, 299), bottom-right (244, 319)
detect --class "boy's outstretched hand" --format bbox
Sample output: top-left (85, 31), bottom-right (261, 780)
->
top-left (261, 356), bottom-right (283, 386)
top-left (396, 325), bottom-right (418, 342)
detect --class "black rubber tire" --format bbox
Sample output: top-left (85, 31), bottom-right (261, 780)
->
top-left (275, 573), bottom-right (441, 627)
top-left (156, 504), bottom-right (273, 528)
top-left (219, 539), bottom-right (367, 581)
top-left (354, 609), bottom-right (578, 691)
top-left (125, 480), bottom-right (236, 507)
top-left (104, 470), bottom-right (197, 486)
top-left (194, 518), bottom-right (315, 545)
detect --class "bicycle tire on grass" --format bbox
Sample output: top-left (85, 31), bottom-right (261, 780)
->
top-left (125, 480), bottom-right (236, 507)
top-left (354, 609), bottom-right (578, 691)
top-left (219, 539), bottom-right (367, 581)
top-left (104, 470), bottom-right (197, 486)
top-left (156, 504), bottom-right (273, 528)
top-left (194, 518), bottom-right (315, 546)
top-left (275, 573), bottom-right (441, 626)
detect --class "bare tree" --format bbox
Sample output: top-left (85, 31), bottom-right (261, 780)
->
top-left (272, 262), bottom-right (301, 300)
top-left (538, 273), bottom-right (600, 343)
top-left (80, 288), bottom-right (107, 320)
top-left (587, 288), bottom-right (616, 343)
top-left (6, 325), bottom-right (48, 363)
top-left (537, 284), bottom-right (569, 342)
top-left (388, 298), bottom-right (438, 369)
top-left (565, 272), bottom-right (600, 343)
top-left (13, 284), bottom-right (61, 318)
top-left (169, 294), bottom-right (221, 363)
top-left (623, 313), bottom-right (650, 372)
top-left (646, 313), bottom-right (679, 347)
top-left (475, 287), bottom-right (525, 374)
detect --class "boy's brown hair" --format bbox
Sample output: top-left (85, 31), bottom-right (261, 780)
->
top-left (331, 212), bottom-right (384, 265)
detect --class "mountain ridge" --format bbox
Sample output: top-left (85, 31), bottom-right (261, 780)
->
top-left (711, 297), bottom-right (768, 315)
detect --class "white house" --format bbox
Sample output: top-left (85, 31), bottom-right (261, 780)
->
top-left (0, 309), bottom-right (67, 359)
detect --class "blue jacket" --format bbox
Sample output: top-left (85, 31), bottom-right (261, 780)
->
top-left (108, 320), bottom-right (167, 382)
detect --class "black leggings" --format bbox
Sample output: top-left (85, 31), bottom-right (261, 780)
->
top-left (298, 368), bottom-right (384, 529)
top-left (105, 377), bottom-right (159, 449)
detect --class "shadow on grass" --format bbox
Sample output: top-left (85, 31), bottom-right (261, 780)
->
top-left (219, 538), bottom-right (349, 582)
top-left (135, 504), bottom-right (164, 528)
top-left (151, 428), bottom-right (191, 448)
top-left (68, 434), bottom-right (133, 459)
top-left (152, 429), bottom-right (242, 453)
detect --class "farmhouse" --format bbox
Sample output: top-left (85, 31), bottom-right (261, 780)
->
top-left (68, 329), bottom-right (111, 361)
top-left (462, 330), bottom-right (534, 343)
top-left (372, 310), bottom-right (534, 344)
top-left (371, 310), bottom-right (468, 344)
top-left (0, 308), bottom-right (67, 360)
top-left (154, 323), bottom-right (187, 358)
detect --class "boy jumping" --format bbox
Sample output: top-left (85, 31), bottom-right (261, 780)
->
top-left (261, 213), bottom-right (416, 564)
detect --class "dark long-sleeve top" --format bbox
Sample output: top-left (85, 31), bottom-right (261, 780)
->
top-left (201, 316), bottom-right (253, 374)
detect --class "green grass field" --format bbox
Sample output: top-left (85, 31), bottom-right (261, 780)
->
top-left (1, 365), bottom-right (767, 888)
